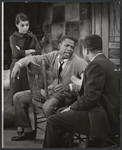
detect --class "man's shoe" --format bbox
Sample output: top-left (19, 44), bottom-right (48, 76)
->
top-left (11, 131), bottom-right (35, 141)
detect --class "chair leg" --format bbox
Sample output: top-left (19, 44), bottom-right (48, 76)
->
top-left (33, 105), bottom-right (37, 141)
top-left (69, 138), bottom-right (74, 148)
top-left (85, 135), bottom-right (89, 148)
top-left (78, 134), bottom-right (81, 143)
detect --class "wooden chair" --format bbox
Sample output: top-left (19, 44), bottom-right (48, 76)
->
top-left (70, 133), bottom-right (120, 148)
top-left (27, 59), bottom-right (48, 140)
top-left (62, 127), bottom-right (119, 148)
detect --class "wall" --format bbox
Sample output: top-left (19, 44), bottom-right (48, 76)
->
top-left (42, 2), bottom-right (92, 57)
top-left (91, 2), bottom-right (120, 66)
top-left (42, 2), bottom-right (120, 67)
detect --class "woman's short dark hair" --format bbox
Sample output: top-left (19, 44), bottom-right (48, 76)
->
top-left (15, 12), bottom-right (29, 25)
top-left (59, 35), bottom-right (78, 45)
top-left (83, 34), bottom-right (102, 51)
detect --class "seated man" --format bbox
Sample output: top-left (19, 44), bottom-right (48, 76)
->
top-left (43, 35), bottom-right (120, 148)
top-left (10, 35), bottom-right (87, 141)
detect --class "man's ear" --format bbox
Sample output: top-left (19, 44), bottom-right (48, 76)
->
top-left (16, 23), bottom-right (18, 28)
top-left (58, 43), bottom-right (61, 50)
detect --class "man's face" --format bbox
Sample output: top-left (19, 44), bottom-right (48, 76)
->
top-left (59, 39), bottom-right (75, 60)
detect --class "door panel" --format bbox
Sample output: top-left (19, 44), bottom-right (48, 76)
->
top-left (92, 2), bottom-right (120, 66)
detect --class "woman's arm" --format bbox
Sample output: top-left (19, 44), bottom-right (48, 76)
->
top-left (9, 35), bottom-right (26, 58)
top-left (29, 35), bottom-right (42, 56)
top-left (9, 34), bottom-right (38, 58)
top-left (25, 49), bottom-right (35, 56)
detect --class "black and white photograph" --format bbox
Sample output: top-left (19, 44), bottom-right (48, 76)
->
top-left (2, 1), bottom-right (120, 148)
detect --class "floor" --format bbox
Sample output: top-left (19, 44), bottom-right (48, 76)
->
top-left (4, 108), bottom-right (118, 148)
top-left (3, 104), bottom-right (47, 148)
top-left (3, 91), bottom-right (119, 148)
top-left (3, 122), bottom-right (46, 148)
top-left (3, 102), bottom-right (86, 148)
top-left (3, 125), bottom-right (119, 149)
top-left (3, 121), bottom-right (87, 149)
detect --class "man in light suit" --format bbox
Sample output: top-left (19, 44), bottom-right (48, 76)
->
top-left (10, 35), bottom-right (87, 141)
top-left (43, 35), bottom-right (120, 148)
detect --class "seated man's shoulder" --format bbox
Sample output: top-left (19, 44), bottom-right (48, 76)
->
top-left (75, 55), bottom-right (87, 65)
top-left (74, 54), bottom-right (85, 61)
top-left (48, 50), bottom-right (59, 57)
top-left (71, 55), bottom-right (88, 70)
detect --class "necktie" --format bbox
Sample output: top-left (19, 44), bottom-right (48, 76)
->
top-left (59, 61), bottom-right (64, 75)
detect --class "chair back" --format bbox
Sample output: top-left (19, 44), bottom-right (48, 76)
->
top-left (27, 60), bottom-right (48, 107)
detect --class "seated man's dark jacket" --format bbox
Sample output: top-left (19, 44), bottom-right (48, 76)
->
top-left (70, 54), bottom-right (120, 138)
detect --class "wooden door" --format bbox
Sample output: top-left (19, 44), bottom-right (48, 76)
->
top-left (92, 2), bottom-right (120, 67)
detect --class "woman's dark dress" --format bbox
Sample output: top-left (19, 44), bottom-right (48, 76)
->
top-left (9, 31), bottom-right (41, 105)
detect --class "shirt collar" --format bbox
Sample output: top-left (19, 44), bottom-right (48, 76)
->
top-left (57, 55), bottom-right (68, 63)
top-left (91, 53), bottom-right (103, 62)
top-left (13, 31), bottom-right (33, 38)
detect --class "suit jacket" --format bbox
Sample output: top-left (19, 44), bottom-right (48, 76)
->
top-left (71, 54), bottom-right (120, 138)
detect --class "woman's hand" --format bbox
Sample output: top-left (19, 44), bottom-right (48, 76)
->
top-left (25, 49), bottom-right (35, 56)
top-left (16, 45), bottom-right (21, 50)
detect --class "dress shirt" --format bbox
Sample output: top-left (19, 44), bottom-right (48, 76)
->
top-left (57, 55), bottom-right (68, 70)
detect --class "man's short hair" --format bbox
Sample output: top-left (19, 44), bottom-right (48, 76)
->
top-left (83, 35), bottom-right (102, 51)
top-left (59, 35), bottom-right (78, 45)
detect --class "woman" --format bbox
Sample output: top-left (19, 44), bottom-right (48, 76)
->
top-left (9, 12), bottom-right (41, 105)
